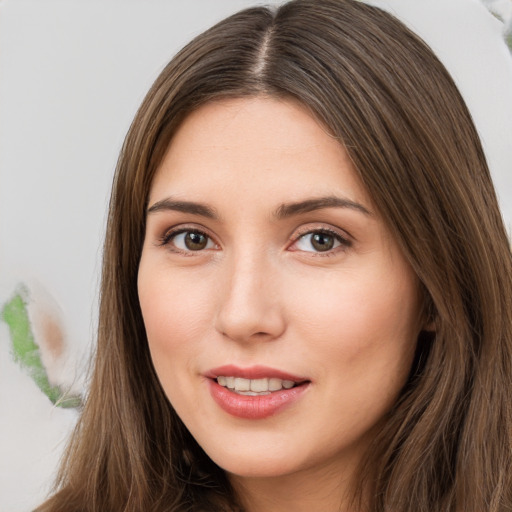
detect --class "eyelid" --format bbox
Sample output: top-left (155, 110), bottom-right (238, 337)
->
top-left (288, 224), bottom-right (353, 254)
top-left (157, 224), bottom-right (219, 252)
top-left (155, 222), bottom-right (352, 256)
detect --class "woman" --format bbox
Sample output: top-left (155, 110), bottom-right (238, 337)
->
top-left (38, 0), bottom-right (512, 510)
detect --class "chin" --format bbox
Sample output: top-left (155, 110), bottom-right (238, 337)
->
top-left (219, 444), bottom-right (338, 482)
top-left (205, 444), bottom-right (304, 479)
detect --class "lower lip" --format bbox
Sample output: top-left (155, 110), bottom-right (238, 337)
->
top-left (208, 379), bottom-right (310, 419)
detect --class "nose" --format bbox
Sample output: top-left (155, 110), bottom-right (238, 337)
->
top-left (214, 252), bottom-right (286, 344)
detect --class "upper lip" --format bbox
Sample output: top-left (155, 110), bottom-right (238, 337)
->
top-left (205, 364), bottom-right (309, 382)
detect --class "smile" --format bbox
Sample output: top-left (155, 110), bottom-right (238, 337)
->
top-left (216, 376), bottom-right (297, 395)
top-left (206, 365), bottom-right (311, 419)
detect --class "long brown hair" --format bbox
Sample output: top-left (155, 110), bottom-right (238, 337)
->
top-left (38, 1), bottom-right (512, 510)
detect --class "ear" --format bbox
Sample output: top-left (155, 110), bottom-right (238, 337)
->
top-left (422, 318), bottom-right (436, 333)
top-left (419, 294), bottom-right (437, 334)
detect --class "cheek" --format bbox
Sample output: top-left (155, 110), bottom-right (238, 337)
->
top-left (137, 264), bottom-right (214, 380)
top-left (290, 271), bottom-right (420, 440)
top-left (287, 266), bottom-right (420, 382)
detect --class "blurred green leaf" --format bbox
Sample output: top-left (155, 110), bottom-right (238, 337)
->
top-left (1, 286), bottom-right (81, 409)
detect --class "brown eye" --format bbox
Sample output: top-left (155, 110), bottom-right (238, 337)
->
top-left (311, 232), bottom-right (335, 251)
top-left (292, 229), bottom-right (350, 254)
top-left (165, 230), bottom-right (215, 252)
top-left (185, 232), bottom-right (208, 250)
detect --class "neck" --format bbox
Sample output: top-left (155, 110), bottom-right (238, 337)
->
top-left (229, 456), bottom-right (367, 512)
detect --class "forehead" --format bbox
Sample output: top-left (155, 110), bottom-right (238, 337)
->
top-left (150, 97), bottom-right (370, 209)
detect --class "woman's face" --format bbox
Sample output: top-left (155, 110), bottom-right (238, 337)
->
top-left (138, 97), bottom-right (422, 481)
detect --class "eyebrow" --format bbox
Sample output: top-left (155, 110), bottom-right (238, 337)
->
top-left (147, 198), bottom-right (218, 219)
top-left (146, 195), bottom-right (372, 219)
top-left (274, 196), bottom-right (372, 218)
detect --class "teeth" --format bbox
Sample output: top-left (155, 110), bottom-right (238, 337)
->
top-left (250, 378), bottom-right (268, 392)
top-left (234, 377), bottom-right (250, 391)
top-left (237, 391), bottom-right (271, 396)
top-left (268, 378), bottom-right (283, 391)
top-left (216, 376), bottom-right (297, 394)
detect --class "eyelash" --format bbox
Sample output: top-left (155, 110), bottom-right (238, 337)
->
top-left (289, 227), bottom-right (352, 256)
top-left (158, 226), bottom-right (352, 256)
top-left (158, 227), bottom-right (216, 255)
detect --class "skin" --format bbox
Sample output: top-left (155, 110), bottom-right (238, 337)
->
top-left (138, 97), bottom-right (424, 512)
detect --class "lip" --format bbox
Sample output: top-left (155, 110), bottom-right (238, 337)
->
top-left (205, 365), bottom-right (311, 420)
top-left (205, 364), bottom-right (308, 382)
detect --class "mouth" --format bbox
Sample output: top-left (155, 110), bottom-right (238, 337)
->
top-left (216, 376), bottom-right (302, 396)
top-left (206, 365), bottom-right (311, 419)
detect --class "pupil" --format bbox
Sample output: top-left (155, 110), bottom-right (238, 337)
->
top-left (312, 233), bottom-right (334, 251)
top-left (185, 232), bottom-right (207, 250)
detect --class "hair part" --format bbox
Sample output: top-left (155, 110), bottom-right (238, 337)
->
top-left (38, 1), bottom-right (512, 510)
